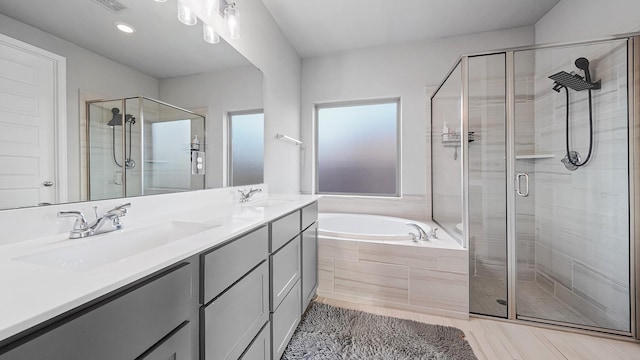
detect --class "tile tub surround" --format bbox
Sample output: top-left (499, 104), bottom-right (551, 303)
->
top-left (318, 195), bottom-right (428, 223)
top-left (317, 229), bottom-right (469, 319)
top-left (0, 185), bottom-right (318, 342)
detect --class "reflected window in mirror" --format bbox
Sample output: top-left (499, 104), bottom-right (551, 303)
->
top-left (228, 110), bottom-right (264, 186)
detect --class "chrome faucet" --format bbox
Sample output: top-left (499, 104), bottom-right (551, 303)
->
top-left (407, 223), bottom-right (437, 242)
top-left (58, 203), bottom-right (131, 239)
top-left (238, 187), bottom-right (262, 203)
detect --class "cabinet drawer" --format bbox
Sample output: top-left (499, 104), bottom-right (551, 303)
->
top-left (270, 211), bottom-right (301, 252)
top-left (270, 236), bottom-right (301, 311)
top-left (301, 222), bottom-right (318, 311)
top-left (0, 264), bottom-right (192, 360)
top-left (202, 226), bottom-right (268, 304)
top-left (301, 202), bottom-right (318, 231)
top-left (202, 261), bottom-right (269, 360)
top-left (240, 323), bottom-right (270, 360)
top-left (139, 322), bottom-right (192, 360)
top-left (271, 280), bottom-right (301, 360)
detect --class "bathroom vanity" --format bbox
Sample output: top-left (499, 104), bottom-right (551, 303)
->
top-left (0, 192), bottom-right (318, 360)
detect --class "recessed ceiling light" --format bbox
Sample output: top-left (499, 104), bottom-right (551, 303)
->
top-left (115, 22), bottom-right (135, 34)
top-left (154, 0), bottom-right (167, 2)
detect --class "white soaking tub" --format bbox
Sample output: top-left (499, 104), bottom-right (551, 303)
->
top-left (317, 213), bottom-right (468, 319)
top-left (318, 213), bottom-right (460, 249)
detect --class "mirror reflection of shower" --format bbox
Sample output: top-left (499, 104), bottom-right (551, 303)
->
top-left (108, 107), bottom-right (136, 169)
top-left (549, 57), bottom-right (601, 171)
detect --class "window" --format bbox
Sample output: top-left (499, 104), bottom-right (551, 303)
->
top-left (316, 99), bottom-right (400, 196)
top-left (228, 110), bottom-right (264, 186)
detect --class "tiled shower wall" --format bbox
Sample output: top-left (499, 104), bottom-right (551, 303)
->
top-left (529, 40), bottom-right (630, 331)
top-left (87, 103), bottom-right (142, 201)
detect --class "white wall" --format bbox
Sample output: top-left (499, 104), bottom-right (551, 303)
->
top-left (300, 26), bottom-right (535, 212)
top-left (159, 65), bottom-right (263, 189)
top-left (0, 14), bottom-right (160, 202)
top-left (535, 0), bottom-right (640, 44)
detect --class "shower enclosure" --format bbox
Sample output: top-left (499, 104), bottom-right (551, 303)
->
top-left (431, 36), bottom-right (639, 337)
top-left (86, 97), bottom-right (206, 201)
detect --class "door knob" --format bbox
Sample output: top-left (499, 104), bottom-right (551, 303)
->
top-left (43, 181), bottom-right (54, 187)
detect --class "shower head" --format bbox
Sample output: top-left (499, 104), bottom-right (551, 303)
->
top-left (108, 107), bottom-right (123, 127)
top-left (548, 71), bottom-right (598, 91)
top-left (107, 107), bottom-right (136, 126)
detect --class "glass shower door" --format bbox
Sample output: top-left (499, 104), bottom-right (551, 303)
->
top-left (513, 40), bottom-right (631, 332)
top-left (467, 53), bottom-right (508, 318)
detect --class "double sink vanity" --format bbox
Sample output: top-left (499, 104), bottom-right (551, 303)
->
top-left (0, 188), bottom-right (319, 360)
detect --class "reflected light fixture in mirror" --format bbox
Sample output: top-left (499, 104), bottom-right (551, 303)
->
top-left (178, 0), bottom-right (198, 25)
top-left (203, 23), bottom-right (220, 44)
top-left (115, 22), bottom-right (135, 34)
top-left (224, 1), bottom-right (240, 40)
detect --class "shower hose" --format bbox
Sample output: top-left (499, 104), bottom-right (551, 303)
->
top-left (564, 86), bottom-right (594, 167)
top-left (112, 120), bottom-right (134, 169)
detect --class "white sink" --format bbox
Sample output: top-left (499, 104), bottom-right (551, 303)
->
top-left (14, 221), bottom-right (218, 272)
top-left (242, 199), bottom-right (292, 208)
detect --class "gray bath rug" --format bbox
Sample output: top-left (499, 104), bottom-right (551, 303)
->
top-left (282, 302), bottom-right (477, 360)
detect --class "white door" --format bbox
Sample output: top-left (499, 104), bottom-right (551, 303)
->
top-left (0, 34), bottom-right (66, 209)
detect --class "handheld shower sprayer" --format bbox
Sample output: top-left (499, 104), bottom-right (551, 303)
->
top-left (108, 107), bottom-right (136, 169)
top-left (574, 57), bottom-right (592, 83)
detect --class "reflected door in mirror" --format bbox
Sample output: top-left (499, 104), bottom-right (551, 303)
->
top-left (0, 34), bottom-right (63, 209)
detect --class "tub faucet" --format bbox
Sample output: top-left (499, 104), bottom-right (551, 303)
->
top-left (407, 223), bottom-right (431, 242)
top-left (238, 187), bottom-right (262, 203)
top-left (58, 203), bottom-right (131, 239)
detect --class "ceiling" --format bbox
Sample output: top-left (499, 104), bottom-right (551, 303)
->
top-left (0, 0), bottom-right (252, 79)
top-left (262, 0), bottom-right (561, 58)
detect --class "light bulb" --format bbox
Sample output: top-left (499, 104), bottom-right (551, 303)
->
top-left (224, 5), bottom-right (239, 40)
top-left (203, 23), bottom-right (220, 44)
top-left (178, 1), bottom-right (198, 26)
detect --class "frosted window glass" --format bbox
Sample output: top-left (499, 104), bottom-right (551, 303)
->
top-left (317, 101), bottom-right (398, 196)
top-left (230, 112), bottom-right (264, 186)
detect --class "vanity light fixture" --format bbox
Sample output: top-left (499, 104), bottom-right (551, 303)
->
top-left (115, 22), bottom-right (135, 34)
top-left (224, 1), bottom-right (240, 40)
top-left (177, 0), bottom-right (198, 25)
top-left (161, 0), bottom-right (239, 43)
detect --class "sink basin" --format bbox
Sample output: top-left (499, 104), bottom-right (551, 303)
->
top-left (242, 199), bottom-right (292, 208)
top-left (14, 221), bottom-right (218, 272)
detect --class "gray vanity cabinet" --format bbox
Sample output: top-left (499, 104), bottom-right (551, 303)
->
top-left (202, 262), bottom-right (269, 360)
top-left (240, 324), bottom-right (271, 360)
top-left (271, 280), bottom-right (302, 360)
top-left (301, 222), bottom-right (318, 311)
top-left (0, 263), bottom-right (194, 360)
top-left (270, 211), bottom-right (301, 252)
top-left (200, 226), bottom-right (270, 360)
top-left (201, 226), bottom-right (269, 304)
top-left (270, 236), bottom-right (301, 310)
top-left (139, 322), bottom-right (193, 360)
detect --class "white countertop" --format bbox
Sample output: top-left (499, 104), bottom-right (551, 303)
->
top-left (0, 193), bottom-right (318, 342)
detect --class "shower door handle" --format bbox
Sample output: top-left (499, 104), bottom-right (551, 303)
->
top-left (516, 172), bottom-right (529, 197)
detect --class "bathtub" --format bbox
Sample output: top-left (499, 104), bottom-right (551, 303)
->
top-left (318, 213), bottom-right (461, 249)
top-left (317, 213), bottom-right (468, 318)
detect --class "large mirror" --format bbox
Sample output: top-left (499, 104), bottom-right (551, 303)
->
top-left (0, 0), bottom-right (264, 210)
